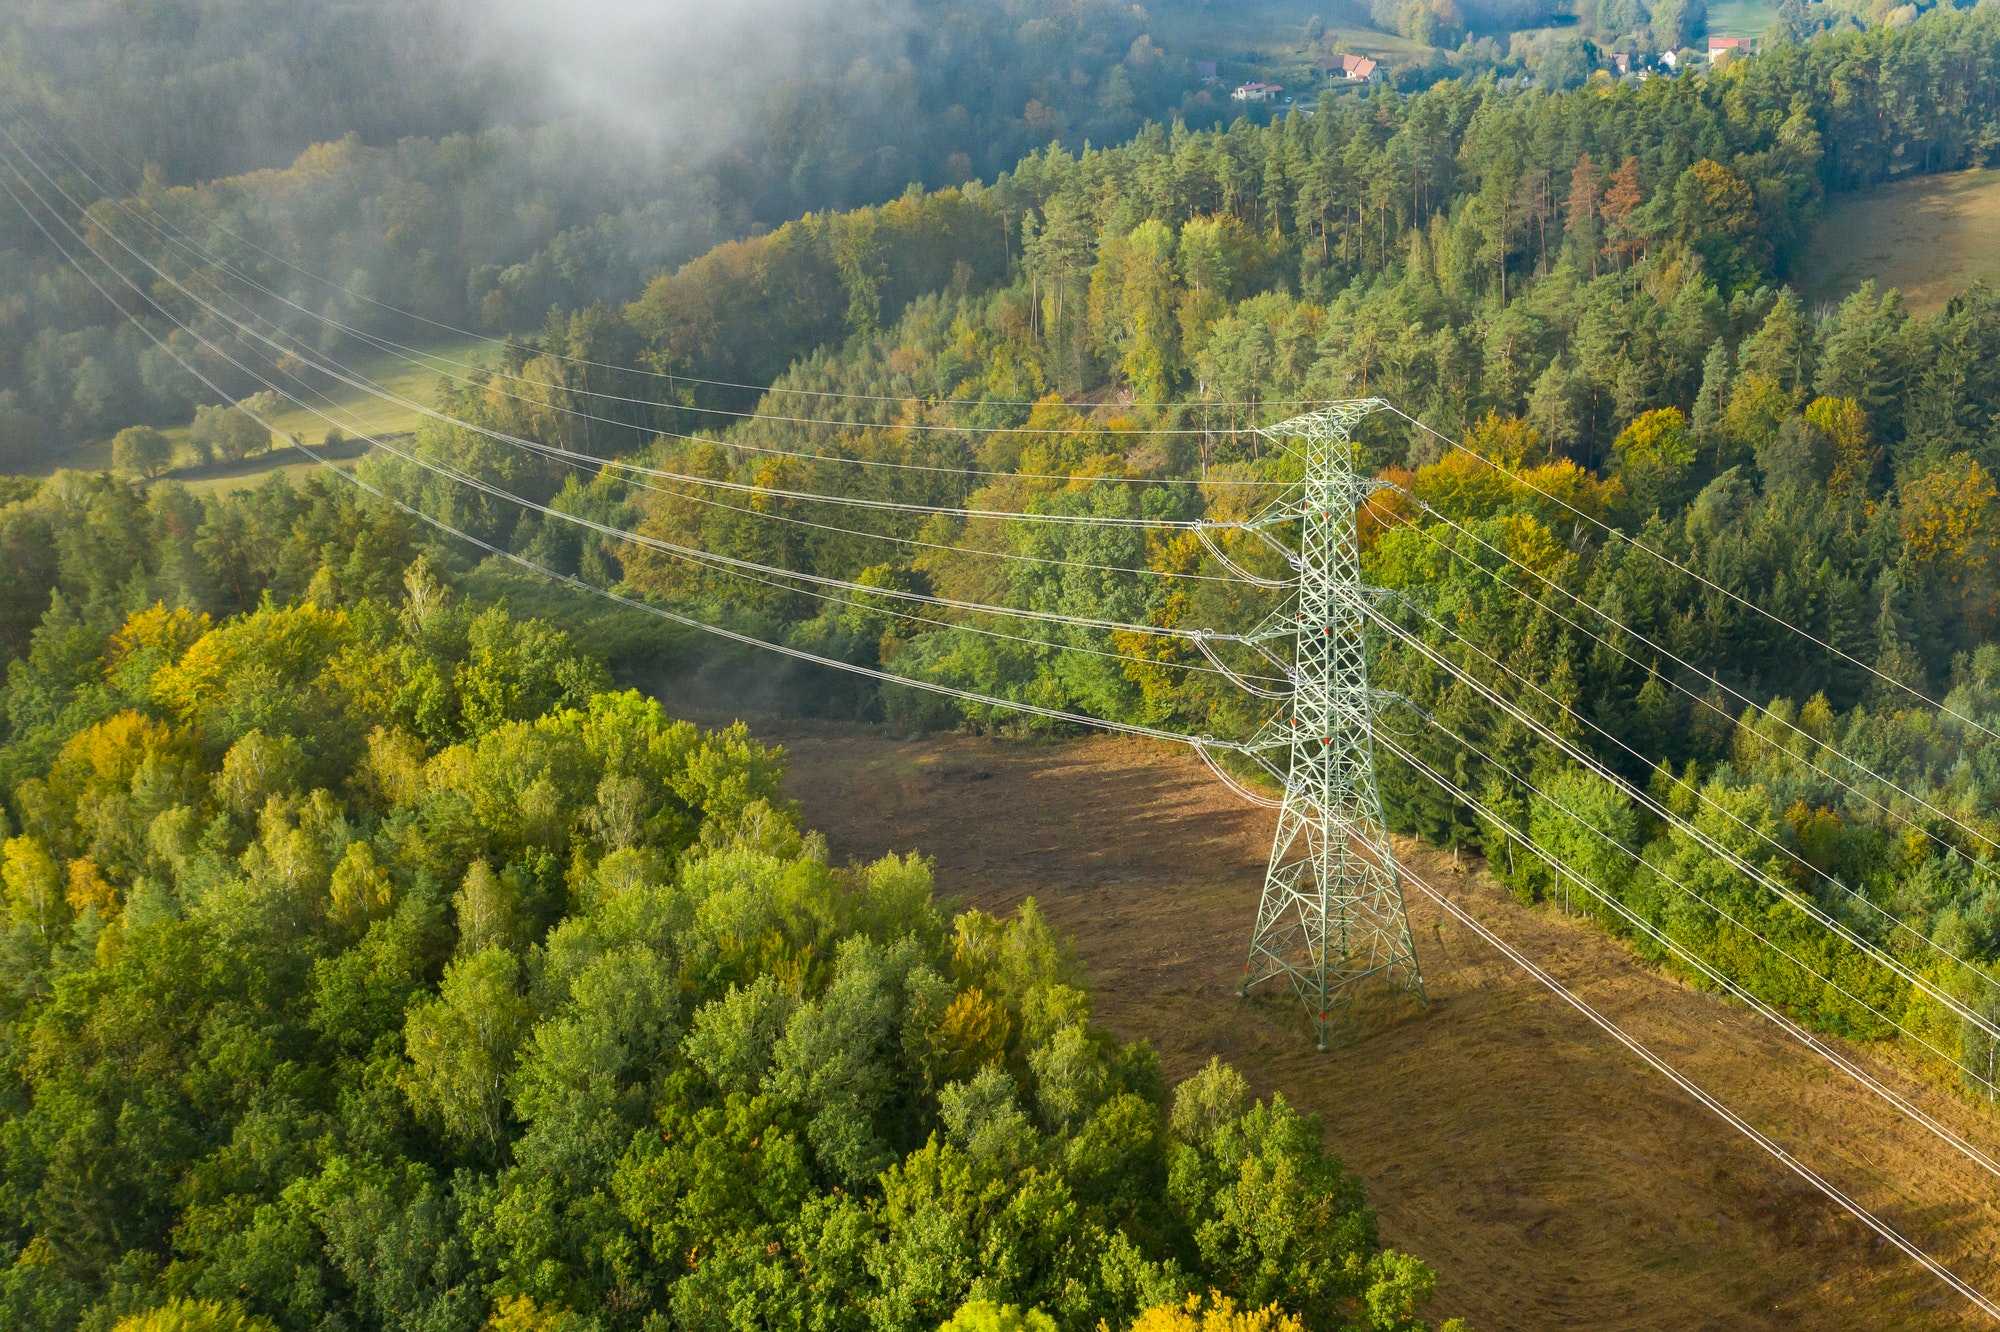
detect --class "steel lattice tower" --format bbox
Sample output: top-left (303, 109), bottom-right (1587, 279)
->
top-left (1236, 400), bottom-right (1424, 1047)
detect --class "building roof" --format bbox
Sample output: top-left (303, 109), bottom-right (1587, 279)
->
top-left (1324, 52), bottom-right (1381, 78)
top-left (1708, 35), bottom-right (1750, 49)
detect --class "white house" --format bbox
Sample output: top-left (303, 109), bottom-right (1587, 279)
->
top-left (1231, 82), bottom-right (1283, 102)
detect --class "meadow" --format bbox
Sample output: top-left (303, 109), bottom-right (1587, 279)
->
top-left (24, 334), bottom-right (497, 490)
top-left (1800, 166), bottom-right (2000, 315)
top-left (1150, 0), bottom-right (1436, 89)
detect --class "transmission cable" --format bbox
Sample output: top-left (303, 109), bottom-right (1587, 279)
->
top-left (1386, 403), bottom-right (2000, 754)
top-left (1377, 725), bottom-right (2000, 1174)
top-left (1398, 495), bottom-right (2000, 863)
top-left (0, 127), bottom-right (1241, 531)
top-left (1368, 507), bottom-right (1998, 993)
top-left (0, 159), bottom-right (1253, 759)
top-left (1392, 850), bottom-right (2000, 1320)
top-left (424, 465), bottom-right (1290, 690)
top-left (1361, 597), bottom-right (2000, 1059)
top-left (2, 111), bottom-right (1312, 440)
top-left (29, 146), bottom-right (2000, 1309)
top-left (1361, 635), bottom-right (2000, 1083)
top-left (0, 148), bottom-right (1285, 677)
top-left (0, 144), bottom-right (1271, 657)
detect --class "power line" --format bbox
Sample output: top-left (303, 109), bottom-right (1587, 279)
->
top-left (44, 166), bottom-right (1276, 586)
top-left (5, 108), bottom-right (1323, 439)
top-left (0, 155), bottom-right (1250, 760)
top-left (0, 135), bottom-right (1227, 532)
top-left (1394, 853), bottom-right (2000, 1323)
top-left (1364, 663), bottom-right (1999, 1090)
top-left (1358, 577), bottom-right (2000, 1054)
top-left (1368, 510), bottom-right (1997, 994)
top-left (1385, 403), bottom-right (2000, 757)
top-left (1378, 726), bottom-right (2000, 1175)
top-left (26, 143), bottom-right (2000, 1316)
top-left (0, 142), bottom-right (1268, 656)
top-left (1398, 497), bottom-right (2000, 864)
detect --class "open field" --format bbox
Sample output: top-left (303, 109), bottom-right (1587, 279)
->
top-left (1801, 168), bottom-right (2000, 316)
top-left (669, 701), bottom-right (2000, 1329)
top-left (23, 334), bottom-right (497, 480)
top-left (166, 434), bottom-right (383, 496)
top-left (1707, 0), bottom-right (1782, 38)
top-left (1151, 0), bottom-right (1435, 86)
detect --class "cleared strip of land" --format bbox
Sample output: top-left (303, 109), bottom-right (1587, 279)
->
top-left (711, 714), bottom-right (2000, 1329)
top-left (1802, 168), bottom-right (2000, 317)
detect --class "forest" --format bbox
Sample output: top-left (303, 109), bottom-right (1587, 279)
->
top-left (0, 0), bottom-right (1228, 466)
top-left (0, 471), bottom-right (1459, 1332)
top-left (333, 7), bottom-right (2000, 1088)
top-left (12, 2), bottom-right (2000, 1327)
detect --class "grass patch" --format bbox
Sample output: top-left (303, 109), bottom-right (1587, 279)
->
top-left (1706, 0), bottom-right (1780, 36)
top-left (1799, 167), bottom-right (2000, 316)
top-left (25, 333), bottom-right (499, 480)
top-left (167, 435), bottom-right (383, 496)
top-left (1151, 0), bottom-right (1434, 89)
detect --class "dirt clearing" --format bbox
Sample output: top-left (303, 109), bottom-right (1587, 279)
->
top-left (700, 712), bottom-right (2000, 1330)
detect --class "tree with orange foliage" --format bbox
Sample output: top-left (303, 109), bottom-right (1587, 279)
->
top-left (1598, 157), bottom-right (1644, 269)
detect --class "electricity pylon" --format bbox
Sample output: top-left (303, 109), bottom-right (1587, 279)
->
top-left (1228, 400), bottom-right (1424, 1048)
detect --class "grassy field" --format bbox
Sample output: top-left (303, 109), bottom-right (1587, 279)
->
top-left (1706, 0), bottom-right (1781, 38)
top-left (1151, 0), bottom-right (1436, 89)
top-left (26, 333), bottom-right (498, 486)
top-left (166, 435), bottom-right (384, 497)
top-left (1801, 167), bottom-right (2000, 316)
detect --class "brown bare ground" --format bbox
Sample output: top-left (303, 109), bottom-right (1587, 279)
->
top-left (682, 707), bottom-right (2000, 1329)
top-left (1801, 168), bottom-right (2000, 318)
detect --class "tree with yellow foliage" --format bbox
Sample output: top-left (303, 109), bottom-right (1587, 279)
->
top-left (111, 1298), bottom-right (275, 1332)
top-left (1804, 395), bottom-right (1878, 498)
top-left (1125, 1292), bottom-right (1302, 1332)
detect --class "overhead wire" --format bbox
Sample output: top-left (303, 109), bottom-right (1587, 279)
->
top-left (26, 106), bottom-right (1996, 960)
top-left (1399, 495), bottom-right (2000, 864)
top-left (1368, 507), bottom-right (1998, 993)
top-left (1362, 659), bottom-right (2000, 1090)
top-left (0, 133), bottom-right (1312, 711)
top-left (5, 107), bottom-right (1314, 449)
top-left (1376, 725), bottom-right (2000, 1174)
top-left (0, 148), bottom-right (1260, 759)
top-left (13, 150), bottom-right (1278, 589)
top-left (1361, 596), bottom-right (2000, 1064)
top-left (1392, 851), bottom-right (2000, 1322)
top-left (1385, 402), bottom-right (2000, 756)
top-left (22, 123), bottom-right (2000, 1313)
top-left (27, 110), bottom-right (2000, 857)
top-left (2, 122), bottom-right (1271, 530)
top-left (0, 135), bottom-right (1281, 655)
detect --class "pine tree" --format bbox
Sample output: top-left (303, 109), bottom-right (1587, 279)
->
top-left (1870, 574), bottom-right (1929, 706)
top-left (1692, 339), bottom-right (1731, 463)
top-left (1565, 152), bottom-right (1600, 277)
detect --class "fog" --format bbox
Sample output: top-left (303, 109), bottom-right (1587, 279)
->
top-left (455, 0), bottom-right (920, 153)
